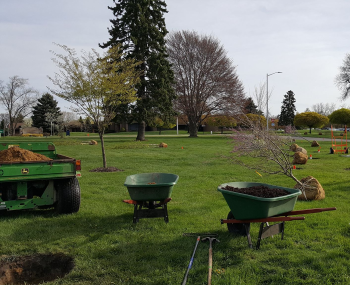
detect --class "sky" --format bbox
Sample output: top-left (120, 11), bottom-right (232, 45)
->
top-left (1, 0), bottom-right (350, 117)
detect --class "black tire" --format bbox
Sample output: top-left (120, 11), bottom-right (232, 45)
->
top-left (54, 178), bottom-right (81, 214)
top-left (227, 211), bottom-right (250, 236)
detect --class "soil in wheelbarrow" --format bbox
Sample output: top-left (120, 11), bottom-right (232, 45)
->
top-left (222, 185), bottom-right (290, 198)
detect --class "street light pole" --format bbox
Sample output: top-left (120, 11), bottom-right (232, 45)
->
top-left (266, 71), bottom-right (282, 131)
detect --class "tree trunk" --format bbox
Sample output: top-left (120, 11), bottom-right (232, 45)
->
top-left (189, 122), bottom-right (198, 137)
top-left (99, 131), bottom-right (107, 168)
top-left (136, 121), bottom-right (146, 141)
top-left (309, 127), bottom-right (312, 134)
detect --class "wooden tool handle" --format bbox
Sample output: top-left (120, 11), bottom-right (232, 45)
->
top-left (208, 248), bottom-right (213, 285)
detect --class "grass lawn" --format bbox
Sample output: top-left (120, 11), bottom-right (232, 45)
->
top-left (0, 134), bottom-right (350, 284)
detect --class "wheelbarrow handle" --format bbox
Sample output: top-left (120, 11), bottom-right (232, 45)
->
top-left (279, 207), bottom-right (337, 216)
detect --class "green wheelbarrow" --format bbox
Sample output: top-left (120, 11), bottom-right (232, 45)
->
top-left (123, 173), bottom-right (179, 223)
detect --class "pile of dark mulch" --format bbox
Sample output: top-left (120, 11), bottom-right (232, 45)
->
top-left (89, 167), bottom-right (124, 172)
top-left (222, 185), bottom-right (290, 198)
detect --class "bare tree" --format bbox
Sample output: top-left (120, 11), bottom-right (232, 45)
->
top-left (335, 53), bottom-right (350, 100)
top-left (312, 103), bottom-right (336, 116)
top-left (0, 76), bottom-right (38, 135)
top-left (167, 31), bottom-right (246, 137)
top-left (58, 111), bottom-right (77, 132)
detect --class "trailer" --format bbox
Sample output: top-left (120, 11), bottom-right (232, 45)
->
top-left (0, 142), bottom-right (81, 214)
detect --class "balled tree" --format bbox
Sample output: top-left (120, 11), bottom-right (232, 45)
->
top-left (99, 0), bottom-right (175, 141)
top-left (167, 30), bottom-right (246, 137)
top-left (32, 93), bottom-right (62, 133)
top-left (278, 90), bottom-right (296, 126)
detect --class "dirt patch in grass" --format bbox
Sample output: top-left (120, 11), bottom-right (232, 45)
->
top-left (222, 185), bottom-right (290, 198)
top-left (89, 167), bottom-right (124, 172)
top-left (0, 253), bottom-right (74, 285)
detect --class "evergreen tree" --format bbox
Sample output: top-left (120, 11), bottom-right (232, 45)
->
top-left (99, 0), bottom-right (175, 141)
top-left (278, 90), bottom-right (296, 126)
top-left (32, 93), bottom-right (62, 132)
top-left (245, 97), bottom-right (263, 115)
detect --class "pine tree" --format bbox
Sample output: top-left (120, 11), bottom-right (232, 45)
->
top-left (99, 0), bottom-right (175, 141)
top-left (278, 90), bottom-right (296, 126)
top-left (245, 97), bottom-right (263, 115)
top-left (32, 93), bottom-right (62, 132)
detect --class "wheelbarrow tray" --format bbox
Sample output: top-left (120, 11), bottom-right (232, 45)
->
top-left (124, 173), bottom-right (179, 201)
top-left (218, 182), bottom-right (301, 220)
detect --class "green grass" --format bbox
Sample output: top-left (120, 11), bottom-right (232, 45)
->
top-left (0, 134), bottom-right (350, 284)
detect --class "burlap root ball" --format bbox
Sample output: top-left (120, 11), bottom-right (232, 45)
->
top-left (290, 143), bottom-right (299, 152)
top-left (311, 140), bottom-right (320, 147)
top-left (296, 147), bottom-right (307, 154)
top-left (292, 151), bottom-right (308, 164)
top-left (294, 176), bottom-right (325, 200)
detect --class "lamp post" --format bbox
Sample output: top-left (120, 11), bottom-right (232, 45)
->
top-left (266, 71), bottom-right (282, 131)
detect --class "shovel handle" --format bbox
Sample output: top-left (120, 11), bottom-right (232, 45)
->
top-left (182, 236), bottom-right (200, 285)
top-left (208, 247), bottom-right (213, 285)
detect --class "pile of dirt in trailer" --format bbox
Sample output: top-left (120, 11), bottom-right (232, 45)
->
top-left (0, 147), bottom-right (52, 162)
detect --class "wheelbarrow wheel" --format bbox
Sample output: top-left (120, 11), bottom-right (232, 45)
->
top-left (227, 211), bottom-right (250, 236)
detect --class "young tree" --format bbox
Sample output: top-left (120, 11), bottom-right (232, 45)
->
top-left (148, 117), bottom-right (176, 135)
top-left (335, 53), bottom-right (350, 100)
top-left (99, 0), bottom-right (175, 141)
top-left (278, 90), bottom-right (296, 126)
top-left (294, 112), bottom-right (329, 133)
top-left (167, 30), bottom-right (246, 137)
top-left (206, 115), bottom-right (237, 134)
top-left (328, 108), bottom-right (350, 126)
top-left (48, 44), bottom-right (140, 168)
top-left (0, 76), bottom-right (38, 135)
top-left (32, 93), bottom-right (62, 133)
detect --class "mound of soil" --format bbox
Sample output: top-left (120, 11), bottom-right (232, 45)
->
top-left (0, 147), bottom-right (51, 162)
top-left (222, 185), bottom-right (290, 198)
top-left (89, 167), bottom-right (124, 172)
top-left (0, 253), bottom-right (74, 285)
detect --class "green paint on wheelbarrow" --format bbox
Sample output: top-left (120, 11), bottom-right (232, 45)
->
top-left (218, 182), bottom-right (301, 220)
top-left (124, 173), bottom-right (179, 201)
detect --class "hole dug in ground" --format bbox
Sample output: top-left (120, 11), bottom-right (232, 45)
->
top-left (0, 253), bottom-right (74, 285)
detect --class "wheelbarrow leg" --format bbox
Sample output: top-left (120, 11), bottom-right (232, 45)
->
top-left (163, 203), bottom-right (169, 223)
top-left (244, 224), bottom-right (253, 249)
top-left (256, 221), bottom-right (286, 249)
top-left (133, 203), bottom-right (142, 223)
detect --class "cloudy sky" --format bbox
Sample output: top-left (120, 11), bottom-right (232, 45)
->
top-left (1, 0), bottom-right (349, 116)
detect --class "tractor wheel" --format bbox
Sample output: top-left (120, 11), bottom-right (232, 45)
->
top-left (226, 211), bottom-right (250, 236)
top-left (54, 178), bottom-right (80, 214)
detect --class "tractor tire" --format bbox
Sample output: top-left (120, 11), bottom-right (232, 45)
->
top-left (54, 178), bottom-right (81, 214)
top-left (227, 211), bottom-right (250, 236)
